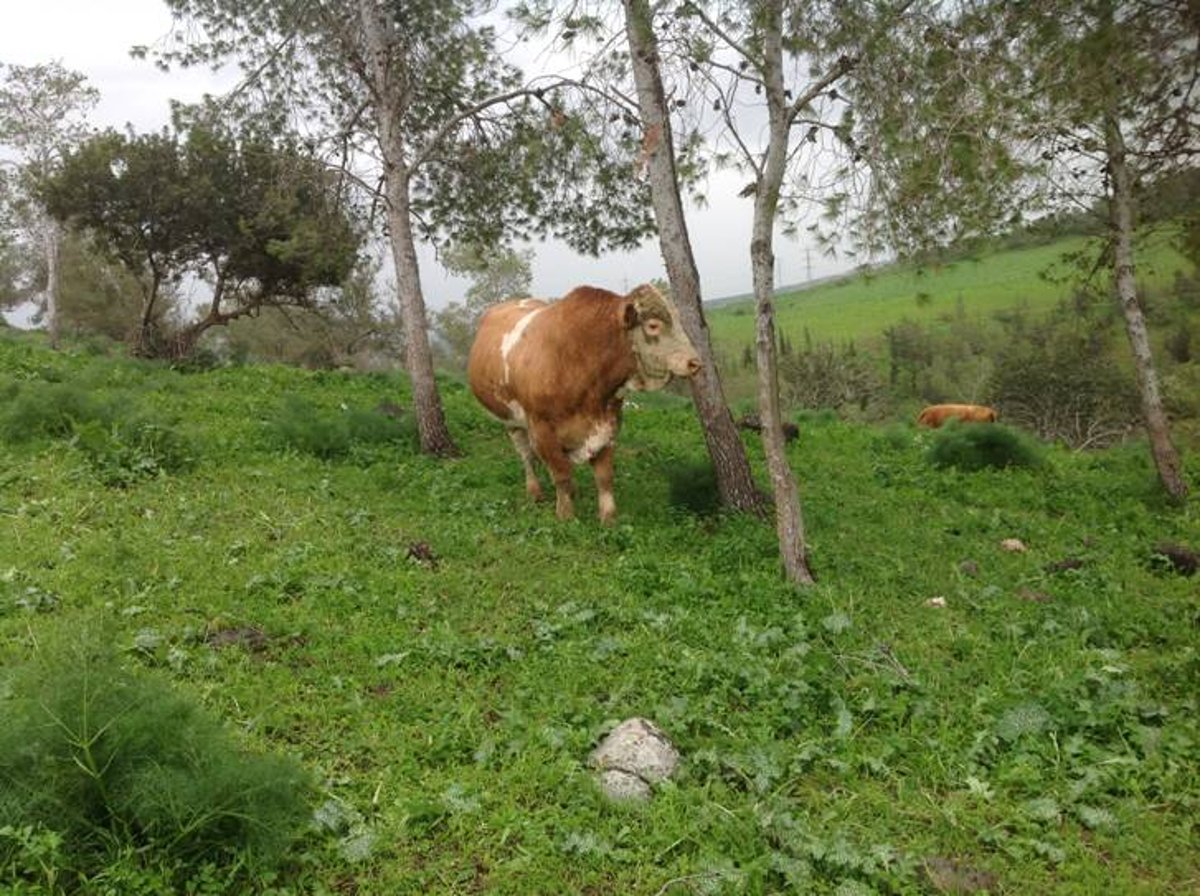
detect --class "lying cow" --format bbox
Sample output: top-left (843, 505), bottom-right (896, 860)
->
top-left (467, 283), bottom-right (701, 523)
top-left (916, 403), bottom-right (998, 428)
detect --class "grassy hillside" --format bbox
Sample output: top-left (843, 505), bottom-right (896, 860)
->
top-left (706, 234), bottom-right (1194, 354)
top-left (1, 331), bottom-right (1197, 894)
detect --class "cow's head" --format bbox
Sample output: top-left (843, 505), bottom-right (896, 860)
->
top-left (622, 284), bottom-right (702, 391)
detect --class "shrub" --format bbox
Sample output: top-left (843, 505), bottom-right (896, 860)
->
top-left (926, 422), bottom-right (1043, 471)
top-left (778, 342), bottom-right (888, 419)
top-left (0, 630), bottom-right (314, 890)
top-left (665, 457), bottom-right (722, 516)
top-left (72, 418), bottom-right (195, 487)
top-left (988, 309), bottom-right (1139, 449)
top-left (0, 382), bottom-right (114, 443)
top-left (267, 396), bottom-right (414, 461)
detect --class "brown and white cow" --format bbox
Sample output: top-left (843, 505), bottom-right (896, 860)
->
top-left (467, 283), bottom-right (701, 523)
top-left (916, 403), bottom-right (998, 428)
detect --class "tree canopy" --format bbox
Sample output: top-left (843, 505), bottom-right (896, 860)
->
top-left (42, 117), bottom-right (362, 357)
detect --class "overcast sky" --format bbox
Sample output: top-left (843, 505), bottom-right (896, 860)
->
top-left (1, 0), bottom-right (857, 312)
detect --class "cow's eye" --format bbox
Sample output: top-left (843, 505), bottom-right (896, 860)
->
top-left (644, 319), bottom-right (663, 337)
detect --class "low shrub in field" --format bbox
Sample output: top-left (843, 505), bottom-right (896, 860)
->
top-left (0, 381), bottom-right (114, 442)
top-left (267, 396), bottom-right (414, 461)
top-left (0, 631), bottom-right (314, 891)
top-left (72, 418), bottom-right (195, 487)
top-left (0, 380), bottom-right (192, 486)
top-left (926, 421), bottom-right (1043, 471)
top-left (665, 457), bottom-right (722, 516)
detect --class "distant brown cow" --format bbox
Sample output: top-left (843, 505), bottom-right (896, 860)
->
top-left (916, 403), bottom-right (998, 428)
top-left (467, 284), bottom-right (701, 523)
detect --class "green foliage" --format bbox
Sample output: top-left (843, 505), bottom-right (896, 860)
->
top-left (72, 418), bottom-right (194, 487)
top-left (664, 457), bottom-right (722, 516)
top-left (0, 628), bottom-right (314, 890)
top-left (41, 116), bottom-right (362, 358)
top-left (1, 332), bottom-right (1197, 894)
top-left (0, 378), bottom-right (192, 486)
top-left (925, 421), bottom-right (1043, 471)
top-left (777, 341), bottom-right (888, 419)
top-left (267, 396), bottom-right (415, 461)
top-left (433, 243), bottom-right (533, 367)
top-left (988, 302), bottom-right (1141, 449)
top-left (0, 380), bottom-right (112, 442)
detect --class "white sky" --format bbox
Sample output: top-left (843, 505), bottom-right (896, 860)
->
top-left (1, 0), bottom-right (854, 312)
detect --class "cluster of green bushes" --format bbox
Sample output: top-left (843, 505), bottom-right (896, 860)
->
top-left (754, 271), bottom-right (1200, 448)
top-left (0, 378), bottom-right (193, 487)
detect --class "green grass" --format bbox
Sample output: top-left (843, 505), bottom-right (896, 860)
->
top-left (707, 234), bottom-right (1195, 354)
top-left (1, 328), bottom-right (1198, 894)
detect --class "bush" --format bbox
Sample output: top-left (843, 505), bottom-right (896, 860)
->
top-left (988, 315), bottom-right (1139, 449)
top-left (267, 396), bottom-right (414, 461)
top-left (72, 418), bottom-right (195, 487)
top-left (926, 422), bottom-right (1043, 471)
top-left (0, 382), bottom-right (114, 443)
top-left (665, 457), bottom-right (722, 516)
top-left (0, 379), bottom-right (192, 486)
top-left (777, 342), bottom-right (888, 418)
top-left (0, 630), bottom-right (314, 890)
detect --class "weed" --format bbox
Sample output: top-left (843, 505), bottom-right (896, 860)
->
top-left (0, 627), bottom-right (315, 890)
top-left (0, 381), bottom-right (114, 443)
top-left (926, 421), bottom-right (1043, 471)
top-left (266, 396), bottom-right (414, 461)
top-left (665, 457), bottom-right (722, 516)
top-left (72, 418), bottom-right (194, 486)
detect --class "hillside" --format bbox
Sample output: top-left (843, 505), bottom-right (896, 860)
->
top-left (1, 329), bottom-right (1197, 894)
top-left (706, 234), bottom-right (1195, 352)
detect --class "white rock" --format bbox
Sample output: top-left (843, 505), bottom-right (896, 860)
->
top-left (589, 717), bottom-right (679, 801)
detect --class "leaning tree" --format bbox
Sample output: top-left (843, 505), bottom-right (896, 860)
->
top-left (152, 0), bottom-right (655, 457)
top-left (992, 0), bottom-right (1195, 500)
top-left (846, 0), bottom-right (1195, 500)
top-left (43, 118), bottom-right (362, 358)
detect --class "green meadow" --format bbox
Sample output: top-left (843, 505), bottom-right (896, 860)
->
top-left (1, 320), bottom-right (1197, 894)
top-left (706, 234), bottom-right (1194, 353)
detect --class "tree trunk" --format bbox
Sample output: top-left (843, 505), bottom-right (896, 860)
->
top-left (621, 0), bottom-right (766, 515)
top-left (359, 0), bottom-right (458, 457)
top-left (751, 2), bottom-right (816, 586)
top-left (1105, 113), bottom-right (1187, 501)
top-left (44, 216), bottom-right (61, 349)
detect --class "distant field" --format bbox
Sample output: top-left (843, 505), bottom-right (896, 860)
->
top-left (706, 234), bottom-right (1195, 355)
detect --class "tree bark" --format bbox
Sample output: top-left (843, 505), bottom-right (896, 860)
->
top-left (750, 1), bottom-right (816, 586)
top-left (1104, 112), bottom-right (1188, 500)
top-left (621, 0), bottom-right (766, 515)
top-left (358, 0), bottom-right (458, 458)
top-left (44, 216), bottom-right (61, 349)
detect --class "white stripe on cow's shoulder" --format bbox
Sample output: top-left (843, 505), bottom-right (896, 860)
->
top-left (499, 305), bottom-right (544, 383)
top-left (568, 419), bottom-right (615, 464)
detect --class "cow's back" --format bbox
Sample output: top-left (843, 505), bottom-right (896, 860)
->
top-left (467, 299), bottom-right (549, 423)
top-left (917, 403), bottom-right (998, 427)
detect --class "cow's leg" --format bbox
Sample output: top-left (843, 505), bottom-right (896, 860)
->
top-left (507, 428), bottom-right (543, 501)
top-left (589, 443), bottom-right (617, 525)
top-left (530, 423), bottom-right (575, 520)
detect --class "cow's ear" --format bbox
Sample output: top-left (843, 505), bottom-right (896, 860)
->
top-left (622, 301), bottom-right (640, 329)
